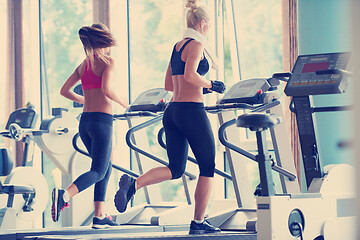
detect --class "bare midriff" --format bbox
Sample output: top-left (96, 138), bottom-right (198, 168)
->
top-left (82, 89), bottom-right (113, 114)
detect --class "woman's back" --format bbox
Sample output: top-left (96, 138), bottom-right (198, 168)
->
top-left (170, 39), bottom-right (207, 103)
top-left (78, 57), bottom-right (113, 114)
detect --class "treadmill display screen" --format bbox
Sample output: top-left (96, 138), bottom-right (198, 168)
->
top-left (301, 62), bottom-right (330, 73)
top-left (284, 52), bottom-right (351, 96)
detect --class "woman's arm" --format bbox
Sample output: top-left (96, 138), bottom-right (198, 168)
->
top-left (164, 62), bottom-right (173, 91)
top-left (60, 64), bottom-right (85, 104)
top-left (101, 59), bottom-right (129, 108)
top-left (184, 41), bottom-right (212, 88)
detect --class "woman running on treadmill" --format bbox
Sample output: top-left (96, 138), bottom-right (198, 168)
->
top-left (114, 0), bottom-right (225, 234)
top-left (53, 23), bottom-right (128, 228)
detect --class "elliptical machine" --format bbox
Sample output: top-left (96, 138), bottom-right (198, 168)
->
top-left (0, 106), bottom-right (48, 230)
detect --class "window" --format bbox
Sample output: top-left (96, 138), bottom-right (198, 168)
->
top-left (128, 0), bottom-right (183, 98)
top-left (226, 0), bottom-right (283, 83)
top-left (40, 0), bottom-right (92, 115)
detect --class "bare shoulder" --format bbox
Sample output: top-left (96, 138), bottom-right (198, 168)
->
top-left (103, 56), bottom-right (114, 68)
top-left (187, 40), bottom-right (204, 57)
top-left (76, 60), bottom-right (87, 77)
top-left (102, 56), bottom-right (115, 73)
top-left (105, 55), bottom-right (114, 64)
top-left (189, 40), bottom-right (204, 50)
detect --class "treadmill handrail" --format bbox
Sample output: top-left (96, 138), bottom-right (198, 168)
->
top-left (219, 118), bottom-right (297, 181)
top-left (157, 127), bottom-right (232, 181)
top-left (205, 102), bottom-right (259, 114)
top-left (125, 114), bottom-right (197, 181)
top-left (217, 100), bottom-right (297, 181)
top-left (113, 111), bottom-right (158, 120)
top-left (272, 72), bottom-right (292, 82)
top-left (218, 118), bottom-right (256, 161)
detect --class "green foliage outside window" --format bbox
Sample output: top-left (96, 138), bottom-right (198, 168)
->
top-left (41, 0), bottom-right (92, 114)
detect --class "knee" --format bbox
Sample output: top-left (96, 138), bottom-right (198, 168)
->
top-left (169, 166), bottom-right (185, 179)
top-left (93, 163), bottom-right (111, 181)
top-left (93, 168), bottom-right (107, 181)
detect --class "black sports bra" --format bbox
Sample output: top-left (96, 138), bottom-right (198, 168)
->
top-left (170, 38), bottom-right (209, 76)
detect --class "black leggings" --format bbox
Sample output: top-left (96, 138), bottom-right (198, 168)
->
top-left (163, 102), bottom-right (215, 179)
top-left (73, 112), bottom-right (113, 202)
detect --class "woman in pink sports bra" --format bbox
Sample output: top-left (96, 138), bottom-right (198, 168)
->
top-left (53, 23), bottom-right (128, 228)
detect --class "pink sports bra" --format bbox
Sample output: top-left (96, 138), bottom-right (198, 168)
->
top-left (81, 61), bottom-right (102, 90)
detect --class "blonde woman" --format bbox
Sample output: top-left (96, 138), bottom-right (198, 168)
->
top-left (54, 23), bottom-right (128, 228)
top-left (115, 0), bottom-right (225, 234)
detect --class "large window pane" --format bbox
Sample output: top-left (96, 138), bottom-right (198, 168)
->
top-left (41, 0), bottom-right (92, 114)
top-left (232, 0), bottom-right (283, 80)
top-left (129, 0), bottom-right (183, 98)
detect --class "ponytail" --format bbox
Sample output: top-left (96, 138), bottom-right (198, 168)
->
top-left (78, 23), bottom-right (116, 68)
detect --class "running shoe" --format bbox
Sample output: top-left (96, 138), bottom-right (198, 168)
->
top-left (92, 215), bottom-right (119, 229)
top-left (51, 188), bottom-right (69, 222)
top-left (114, 174), bottom-right (136, 213)
top-left (189, 220), bottom-right (221, 234)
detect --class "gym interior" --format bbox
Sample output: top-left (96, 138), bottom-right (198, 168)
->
top-left (1, 0), bottom-right (360, 239)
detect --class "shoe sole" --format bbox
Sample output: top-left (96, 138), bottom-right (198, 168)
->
top-left (92, 224), bottom-right (107, 229)
top-left (92, 224), bottom-right (118, 229)
top-left (189, 230), bottom-right (221, 235)
top-left (51, 189), bottom-right (59, 222)
top-left (114, 175), bottom-right (131, 213)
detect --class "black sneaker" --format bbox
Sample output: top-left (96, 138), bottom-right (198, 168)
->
top-left (114, 174), bottom-right (136, 213)
top-left (189, 220), bottom-right (221, 235)
top-left (92, 215), bottom-right (119, 229)
top-left (51, 188), bottom-right (69, 222)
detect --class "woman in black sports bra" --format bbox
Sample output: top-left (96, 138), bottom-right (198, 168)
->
top-left (114, 0), bottom-right (225, 234)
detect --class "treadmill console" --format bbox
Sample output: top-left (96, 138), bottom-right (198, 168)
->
top-left (5, 108), bottom-right (38, 129)
top-left (220, 78), bottom-right (271, 105)
top-left (129, 88), bottom-right (172, 112)
top-left (284, 52), bottom-right (351, 96)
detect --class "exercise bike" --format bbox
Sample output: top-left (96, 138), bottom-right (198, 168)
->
top-left (221, 52), bottom-right (355, 239)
